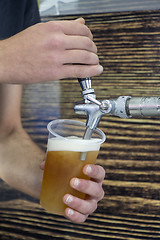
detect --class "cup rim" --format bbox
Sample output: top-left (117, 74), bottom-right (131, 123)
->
top-left (47, 119), bottom-right (106, 144)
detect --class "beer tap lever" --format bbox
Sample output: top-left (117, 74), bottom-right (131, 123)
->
top-left (75, 78), bottom-right (160, 131)
top-left (78, 78), bottom-right (96, 102)
top-left (75, 78), bottom-right (160, 160)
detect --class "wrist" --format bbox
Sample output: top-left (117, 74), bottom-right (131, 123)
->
top-left (0, 40), bottom-right (8, 84)
top-left (0, 38), bottom-right (20, 84)
top-left (0, 84), bottom-right (22, 141)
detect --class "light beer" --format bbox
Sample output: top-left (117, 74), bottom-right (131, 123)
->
top-left (40, 137), bottom-right (100, 215)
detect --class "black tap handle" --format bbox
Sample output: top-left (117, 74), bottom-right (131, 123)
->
top-left (77, 78), bottom-right (92, 91)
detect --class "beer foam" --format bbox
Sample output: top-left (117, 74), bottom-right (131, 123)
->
top-left (47, 137), bottom-right (101, 152)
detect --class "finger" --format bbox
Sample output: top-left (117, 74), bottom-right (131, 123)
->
top-left (40, 161), bottom-right (45, 170)
top-left (64, 35), bottom-right (97, 53)
top-left (65, 208), bottom-right (88, 223)
top-left (40, 153), bottom-right (47, 170)
top-left (63, 194), bottom-right (97, 215)
top-left (60, 64), bottom-right (103, 79)
top-left (74, 17), bottom-right (85, 24)
top-left (83, 164), bottom-right (106, 183)
top-left (48, 20), bottom-right (93, 39)
top-left (63, 50), bottom-right (99, 65)
top-left (70, 178), bottom-right (105, 201)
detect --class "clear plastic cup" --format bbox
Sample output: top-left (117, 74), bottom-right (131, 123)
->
top-left (40, 119), bottom-right (106, 215)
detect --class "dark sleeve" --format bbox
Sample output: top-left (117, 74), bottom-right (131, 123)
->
top-left (23, 0), bottom-right (41, 29)
top-left (0, 0), bottom-right (40, 39)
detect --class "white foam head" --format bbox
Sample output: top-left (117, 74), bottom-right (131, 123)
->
top-left (47, 137), bottom-right (101, 152)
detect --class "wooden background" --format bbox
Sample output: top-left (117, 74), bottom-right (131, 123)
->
top-left (0, 8), bottom-right (160, 240)
top-left (39, 0), bottom-right (160, 16)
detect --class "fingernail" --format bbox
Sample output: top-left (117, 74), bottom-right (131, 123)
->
top-left (98, 64), bottom-right (103, 72)
top-left (86, 165), bottom-right (92, 174)
top-left (73, 178), bottom-right (80, 187)
top-left (68, 209), bottom-right (74, 216)
top-left (65, 195), bottom-right (73, 204)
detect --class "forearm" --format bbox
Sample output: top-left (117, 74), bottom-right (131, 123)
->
top-left (0, 84), bottom-right (45, 199)
top-left (0, 126), bottom-right (45, 199)
top-left (0, 41), bottom-right (7, 84)
top-left (0, 84), bottom-right (22, 137)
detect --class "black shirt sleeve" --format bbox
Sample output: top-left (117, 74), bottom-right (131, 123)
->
top-left (0, 0), bottom-right (40, 39)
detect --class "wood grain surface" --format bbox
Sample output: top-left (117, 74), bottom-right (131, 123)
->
top-left (39, 0), bottom-right (160, 16)
top-left (0, 9), bottom-right (160, 240)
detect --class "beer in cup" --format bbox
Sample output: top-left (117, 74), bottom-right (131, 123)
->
top-left (40, 119), bottom-right (105, 215)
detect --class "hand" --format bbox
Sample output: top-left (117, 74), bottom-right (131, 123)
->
top-left (0, 18), bottom-right (103, 84)
top-left (63, 164), bottom-right (105, 223)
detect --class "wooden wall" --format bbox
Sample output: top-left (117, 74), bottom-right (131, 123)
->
top-left (0, 9), bottom-right (160, 240)
top-left (39, 0), bottom-right (160, 15)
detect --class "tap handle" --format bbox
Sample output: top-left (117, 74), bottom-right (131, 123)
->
top-left (78, 78), bottom-right (95, 101)
top-left (78, 78), bottom-right (92, 91)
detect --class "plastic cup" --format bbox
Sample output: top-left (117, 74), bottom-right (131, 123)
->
top-left (40, 119), bottom-right (106, 215)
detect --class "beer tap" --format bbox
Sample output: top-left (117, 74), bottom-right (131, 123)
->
top-left (75, 78), bottom-right (160, 140)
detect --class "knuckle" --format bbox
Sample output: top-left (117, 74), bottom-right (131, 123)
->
top-left (48, 21), bottom-right (62, 32)
top-left (83, 25), bottom-right (92, 38)
top-left (87, 39), bottom-right (97, 53)
top-left (50, 34), bottom-right (64, 49)
top-left (86, 38), bottom-right (94, 48)
top-left (93, 183), bottom-right (105, 201)
top-left (79, 179), bottom-right (88, 192)
top-left (83, 52), bottom-right (98, 64)
top-left (101, 167), bottom-right (106, 180)
top-left (72, 66), bottom-right (91, 79)
top-left (85, 200), bottom-right (97, 215)
top-left (96, 165), bottom-right (106, 180)
top-left (95, 54), bottom-right (99, 64)
top-left (98, 189), bottom-right (105, 201)
top-left (91, 200), bottom-right (98, 213)
top-left (82, 24), bottom-right (89, 34)
top-left (85, 206), bottom-right (93, 215)
top-left (68, 210), bottom-right (87, 223)
top-left (94, 44), bottom-right (98, 53)
top-left (78, 214), bottom-right (88, 223)
top-left (91, 53), bottom-right (99, 64)
top-left (72, 67), bottom-right (83, 78)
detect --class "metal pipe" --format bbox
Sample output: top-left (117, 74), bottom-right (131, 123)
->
top-left (127, 97), bottom-right (160, 117)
